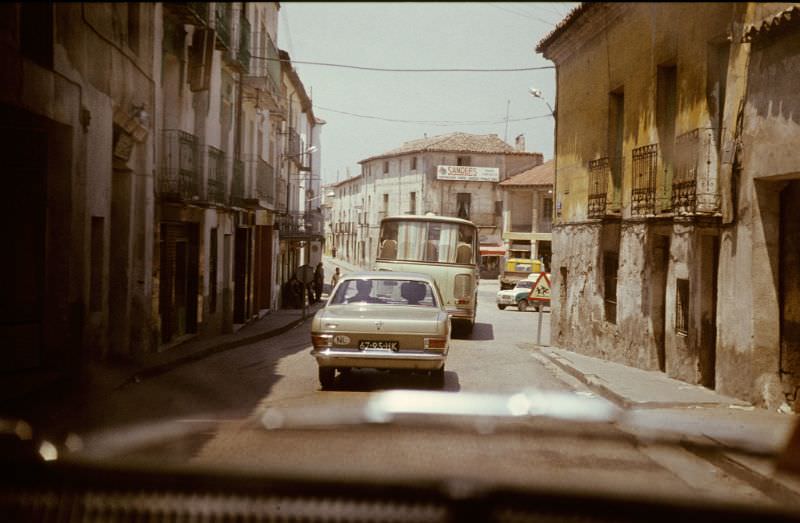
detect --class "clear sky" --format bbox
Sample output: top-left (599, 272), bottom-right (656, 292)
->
top-left (277, 2), bottom-right (578, 185)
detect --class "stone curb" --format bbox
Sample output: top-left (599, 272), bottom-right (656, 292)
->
top-left (121, 311), bottom-right (317, 388)
top-left (538, 348), bottom-right (740, 410)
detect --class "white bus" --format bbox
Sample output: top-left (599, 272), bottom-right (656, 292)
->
top-left (375, 214), bottom-right (479, 336)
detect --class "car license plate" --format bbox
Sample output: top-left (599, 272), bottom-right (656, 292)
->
top-left (359, 340), bottom-right (398, 351)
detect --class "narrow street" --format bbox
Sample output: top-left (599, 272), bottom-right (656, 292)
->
top-left (44, 268), bottom-right (785, 506)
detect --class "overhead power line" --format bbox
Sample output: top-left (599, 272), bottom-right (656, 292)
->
top-left (312, 105), bottom-right (553, 126)
top-left (249, 55), bottom-right (554, 73)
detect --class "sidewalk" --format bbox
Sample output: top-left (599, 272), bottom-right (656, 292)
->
top-left (0, 300), bottom-right (326, 406)
top-left (533, 344), bottom-right (800, 499)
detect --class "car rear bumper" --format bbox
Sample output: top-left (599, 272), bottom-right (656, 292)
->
top-left (312, 348), bottom-right (446, 371)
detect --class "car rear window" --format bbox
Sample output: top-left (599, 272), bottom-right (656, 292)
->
top-left (331, 279), bottom-right (438, 307)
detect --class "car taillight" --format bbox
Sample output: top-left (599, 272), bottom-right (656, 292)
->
top-left (311, 334), bottom-right (333, 349)
top-left (453, 274), bottom-right (471, 300)
top-left (424, 338), bottom-right (447, 350)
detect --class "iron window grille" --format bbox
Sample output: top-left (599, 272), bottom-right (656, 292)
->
top-left (631, 144), bottom-right (658, 216)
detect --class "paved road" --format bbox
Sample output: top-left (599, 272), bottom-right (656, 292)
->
top-left (50, 275), bottom-right (778, 506)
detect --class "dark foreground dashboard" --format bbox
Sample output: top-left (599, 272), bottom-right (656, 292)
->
top-left (3, 459), bottom-right (800, 523)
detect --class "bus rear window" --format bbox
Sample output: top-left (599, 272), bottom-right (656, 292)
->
top-left (379, 220), bottom-right (476, 264)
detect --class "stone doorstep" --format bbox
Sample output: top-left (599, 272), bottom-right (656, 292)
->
top-left (540, 347), bottom-right (750, 410)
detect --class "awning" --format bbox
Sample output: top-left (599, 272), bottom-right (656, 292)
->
top-left (480, 245), bottom-right (505, 256)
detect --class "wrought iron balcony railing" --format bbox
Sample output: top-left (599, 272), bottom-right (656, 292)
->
top-left (631, 144), bottom-right (658, 217)
top-left (673, 127), bottom-right (721, 215)
top-left (159, 130), bottom-right (201, 201)
top-left (588, 157), bottom-right (624, 219)
top-left (276, 211), bottom-right (325, 238)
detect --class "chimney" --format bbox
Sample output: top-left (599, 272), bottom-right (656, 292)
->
top-left (515, 134), bottom-right (526, 152)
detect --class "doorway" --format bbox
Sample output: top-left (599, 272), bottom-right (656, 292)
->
top-left (781, 181), bottom-right (800, 383)
top-left (651, 234), bottom-right (670, 372)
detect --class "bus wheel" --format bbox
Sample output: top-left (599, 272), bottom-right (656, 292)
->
top-left (517, 299), bottom-right (528, 312)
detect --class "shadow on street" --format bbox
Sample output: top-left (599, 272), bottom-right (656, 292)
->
top-left (323, 369), bottom-right (461, 393)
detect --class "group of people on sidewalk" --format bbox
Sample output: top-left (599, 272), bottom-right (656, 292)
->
top-left (283, 263), bottom-right (326, 309)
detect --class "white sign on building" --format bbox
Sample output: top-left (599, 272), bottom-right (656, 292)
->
top-left (436, 165), bottom-right (500, 182)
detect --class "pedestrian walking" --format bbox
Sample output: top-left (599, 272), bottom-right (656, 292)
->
top-left (330, 267), bottom-right (341, 291)
top-left (314, 262), bottom-right (325, 301)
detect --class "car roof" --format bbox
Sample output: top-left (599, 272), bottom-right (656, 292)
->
top-left (339, 271), bottom-right (436, 284)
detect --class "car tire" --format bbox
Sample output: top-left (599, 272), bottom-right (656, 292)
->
top-left (430, 368), bottom-right (445, 389)
top-left (497, 304), bottom-right (506, 310)
top-left (319, 367), bottom-right (335, 389)
top-left (517, 299), bottom-right (528, 312)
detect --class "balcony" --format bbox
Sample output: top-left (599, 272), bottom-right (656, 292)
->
top-left (587, 157), bottom-right (623, 219)
top-left (510, 223), bottom-right (532, 233)
top-left (588, 158), bottom-right (609, 218)
top-left (256, 159), bottom-right (275, 204)
top-left (673, 128), bottom-right (721, 215)
top-left (631, 144), bottom-right (658, 217)
top-left (206, 146), bottom-right (226, 205)
top-left (159, 130), bottom-right (201, 202)
top-left (214, 3), bottom-right (231, 50)
top-left (277, 211), bottom-right (325, 240)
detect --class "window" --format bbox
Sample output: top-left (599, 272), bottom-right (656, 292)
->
top-left (456, 193), bottom-right (471, 220)
top-left (457, 156), bottom-right (471, 166)
top-left (542, 198), bottom-right (553, 219)
top-left (608, 89), bottom-right (624, 208)
top-left (383, 161), bottom-right (389, 174)
top-left (676, 278), bottom-right (689, 335)
top-left (495, 200), bottom-right (502, 217)
top-left (409, 192), bottom-right (417, 214)
top-left (411, 157), bottom-right (417, 171)
top-left (657, 64), bottom-right (677, 211)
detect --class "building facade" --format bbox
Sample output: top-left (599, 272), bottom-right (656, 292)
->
top-left (1, 3), bottom-right (321, 385)
top-left (328, 133), bottom-right (543, 269)
top-left (498, 159), bottom-right (555, 277)
top-left (538, 3), bottom-right (800, 409)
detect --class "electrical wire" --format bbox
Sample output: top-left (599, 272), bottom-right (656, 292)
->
top-left (247, 54), bottom-right (554, 73)
top-left (312, 105), bottom-right (553, 126)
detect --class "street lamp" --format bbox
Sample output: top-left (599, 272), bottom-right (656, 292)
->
top-left (529, 87), bottom-right (555, 118)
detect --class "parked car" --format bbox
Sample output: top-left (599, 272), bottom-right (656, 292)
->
top-left (311, 271), bottom-right (450, 389)
top-left (496, 274), bottom-right (549, 312)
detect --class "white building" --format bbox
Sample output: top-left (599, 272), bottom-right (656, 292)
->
top-left (329, 133), bottom-right (543, 269)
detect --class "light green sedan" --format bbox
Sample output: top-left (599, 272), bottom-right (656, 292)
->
top-left (310, 272), bottom-right (450, 389)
